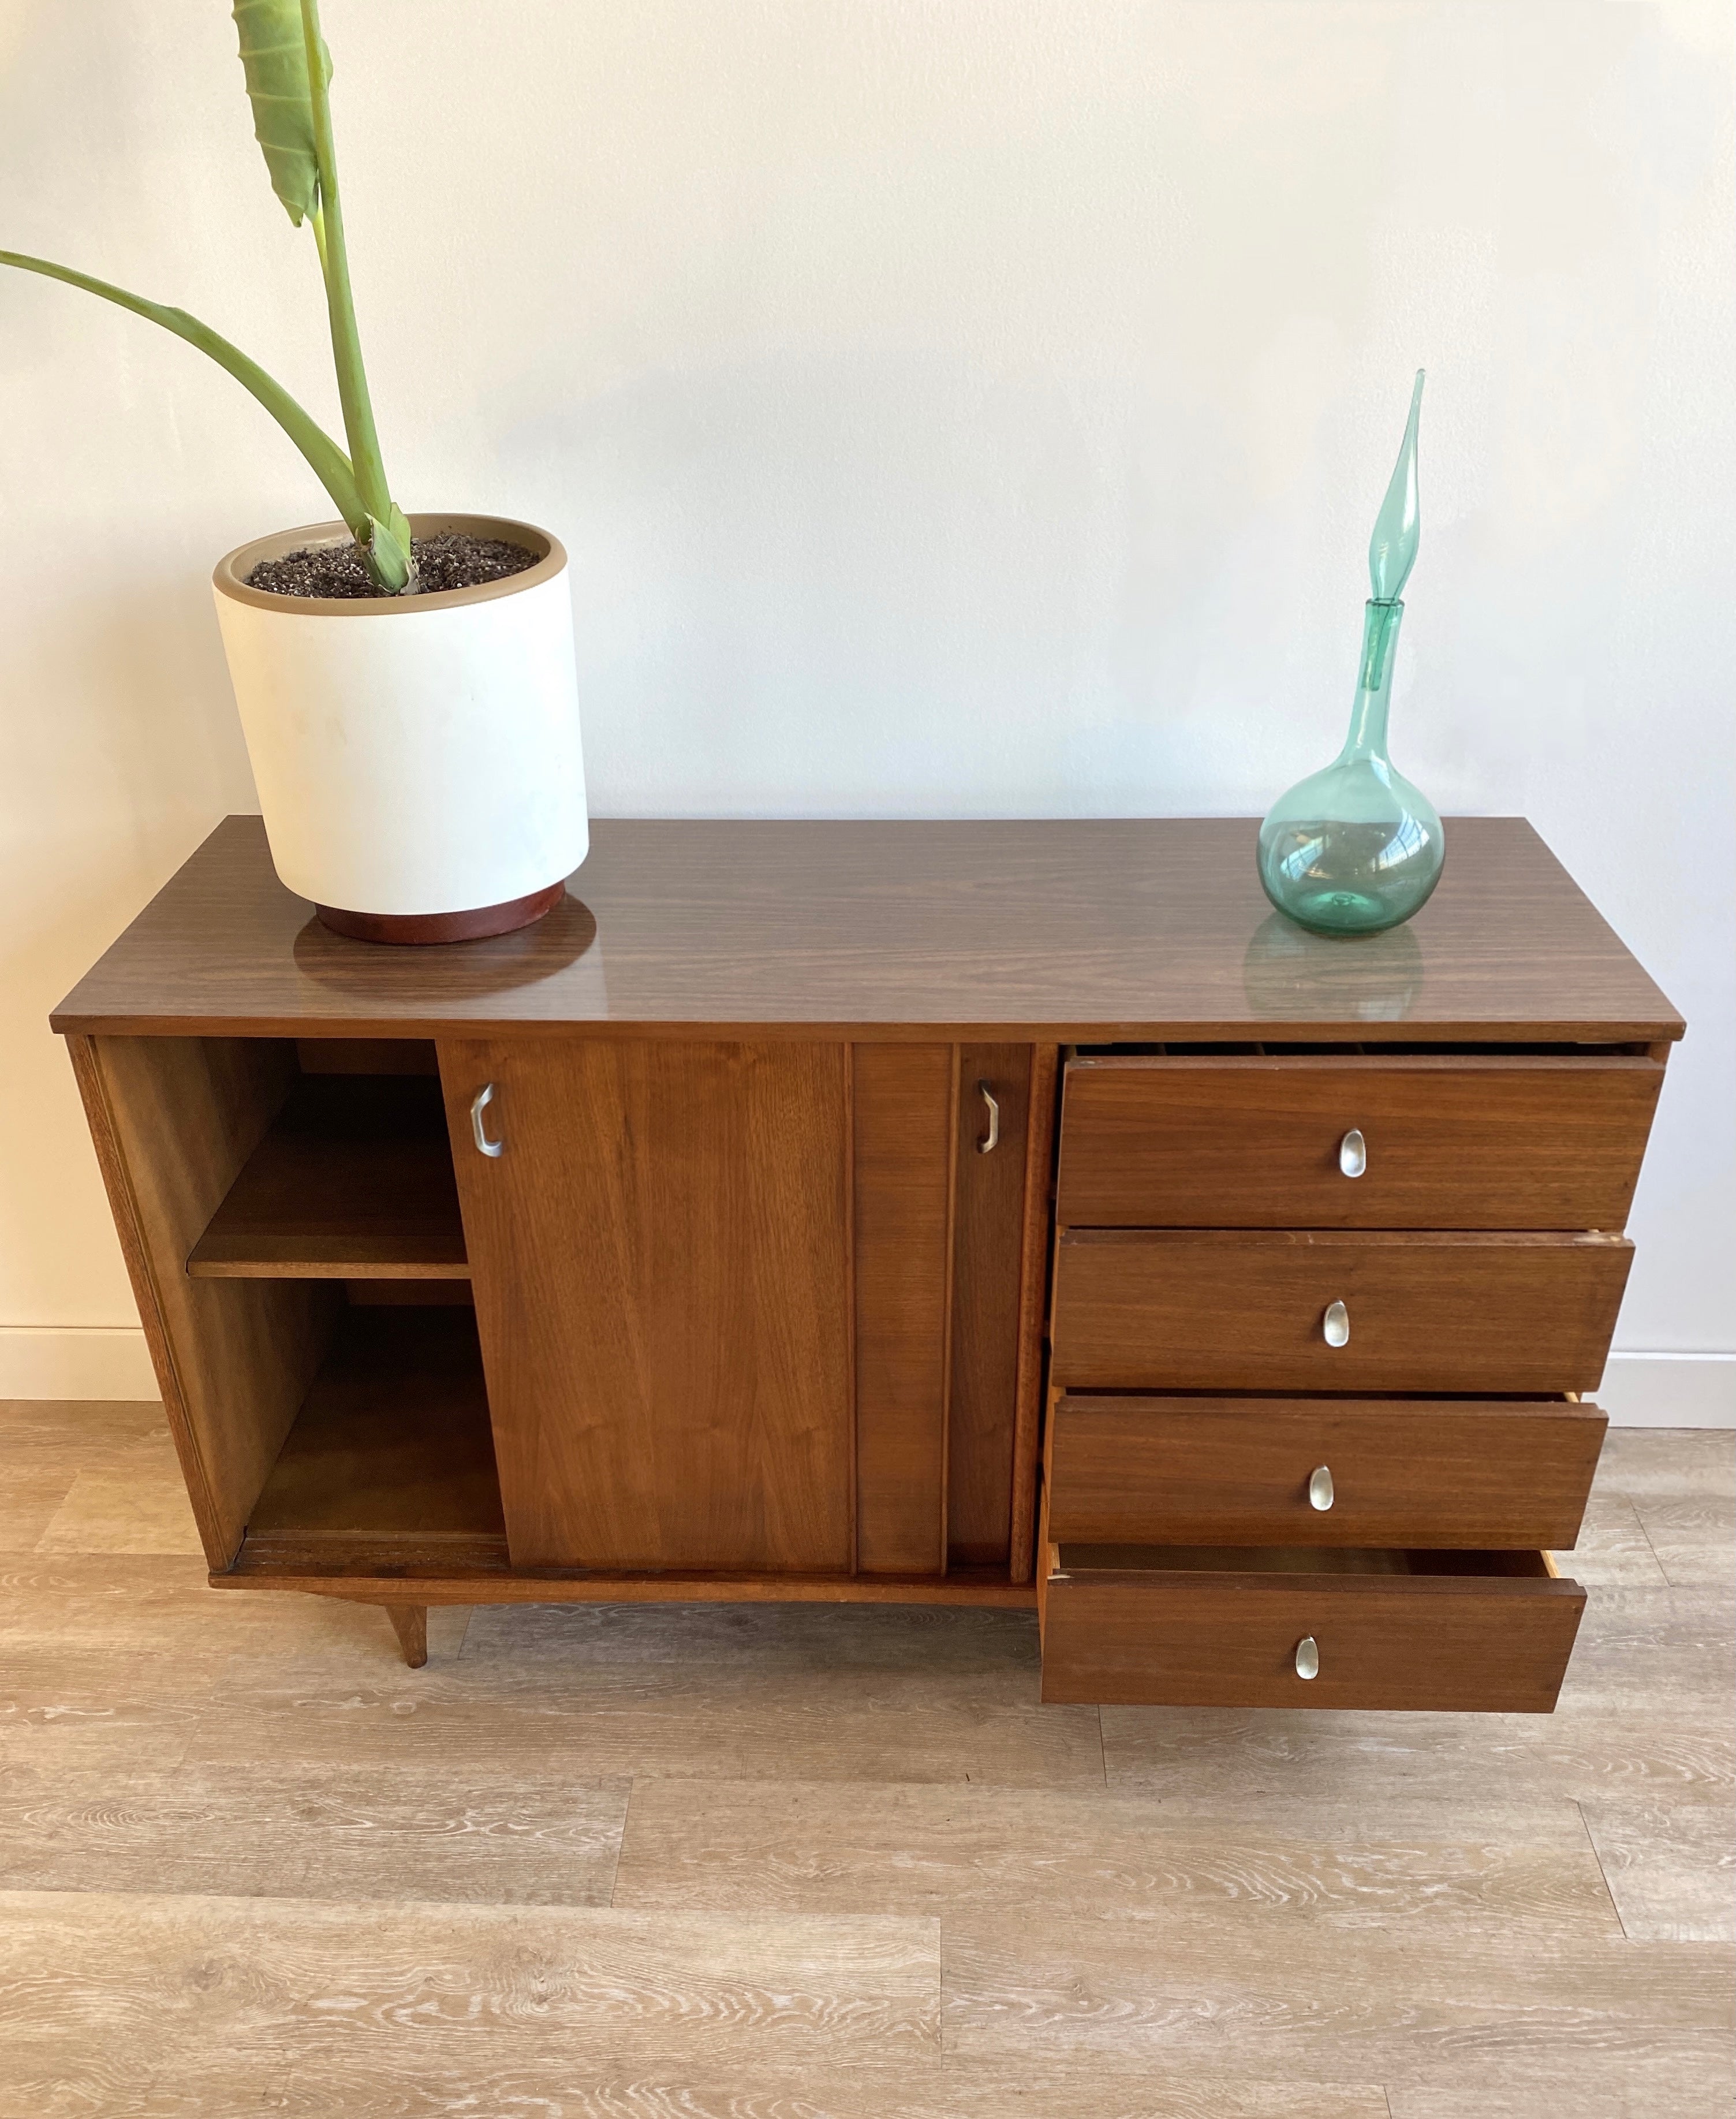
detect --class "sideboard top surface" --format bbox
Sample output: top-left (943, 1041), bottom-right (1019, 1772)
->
top-left (51, 815), bottom-right (1682, 1043)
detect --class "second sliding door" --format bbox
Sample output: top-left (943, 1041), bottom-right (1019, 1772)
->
top-left (442, 1038), bottom-right (853, 1570)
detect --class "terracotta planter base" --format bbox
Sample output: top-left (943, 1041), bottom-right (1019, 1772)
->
top-left (315, 881), bottom-right (568, 945)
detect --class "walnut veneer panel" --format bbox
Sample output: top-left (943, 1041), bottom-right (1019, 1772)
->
top-left (52, 815), bottom-right (1683, 1043)
top-left (1051, 1229), bottom-right (1633, 1393)
top-left (441, 1038), bottom-right (853, 1572)
top-left (1058, 1055), bottom-right (1663, 1230)
top-left (1046, 1395), bottom-right (1608, 1549)
top-left (947, 1044), bottom-right (1033, 1566)
top-left (854, 1044), bottom-right (954, 1573)
top-left (1039, 1549), bottom-right (1586, 1710)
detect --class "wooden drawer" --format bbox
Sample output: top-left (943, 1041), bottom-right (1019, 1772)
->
top-left (1051, 1229), bottom-right (1632, 1393)
top-left (1057, 1054), bottom-right (1662, 1230)
top-left (1046, 1394), bottom-right (1607, 1549)
top-left (1038, 1545), bottom-right (1585, 1710)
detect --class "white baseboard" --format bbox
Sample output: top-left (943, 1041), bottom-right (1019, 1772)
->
top-left (3, 1327), bottom-right (1733, 1426)
top-left (0, 1327), bottom-right (160, 1401)
top-left (1596, 1352), bottom-right (1736, 1428)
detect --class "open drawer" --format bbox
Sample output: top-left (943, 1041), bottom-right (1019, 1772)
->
top-left (1037, 1543), bottom-right (1585, 1711)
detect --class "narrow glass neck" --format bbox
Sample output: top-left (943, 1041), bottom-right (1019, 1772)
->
top-left (1340, 598), bottom-right (1404, 761)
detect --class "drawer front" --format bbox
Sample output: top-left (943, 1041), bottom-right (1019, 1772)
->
top-left (1039, 1553), bottom-right (1586, 1710)
top-left (1047, 1395), bottom-right (1607, 1549)
top-left (1057, 1056), bottom-right (1663, 1230)
top-left (1051, 1230), bottom-right (1632, 1393)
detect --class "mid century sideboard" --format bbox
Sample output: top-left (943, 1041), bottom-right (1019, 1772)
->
top-left (52, 816), bottom-right (1682, 1710)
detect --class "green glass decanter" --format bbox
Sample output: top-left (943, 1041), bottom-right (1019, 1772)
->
top-left (1257, 371), bottom-right (1444, 936)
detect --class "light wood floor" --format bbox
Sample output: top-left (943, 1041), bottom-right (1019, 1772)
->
top-left (2, 1403), bottom-right (1730, 2118)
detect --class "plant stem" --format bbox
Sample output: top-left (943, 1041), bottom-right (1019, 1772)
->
top-left (300, 0), bottom-right (409, 588)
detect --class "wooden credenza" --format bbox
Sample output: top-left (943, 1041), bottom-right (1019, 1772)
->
top-left (53, 816), bottom-right (1681, 1709)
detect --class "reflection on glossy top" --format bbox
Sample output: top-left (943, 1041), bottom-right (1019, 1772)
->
top-left (1242, 912), bottom-right (1424, 1022)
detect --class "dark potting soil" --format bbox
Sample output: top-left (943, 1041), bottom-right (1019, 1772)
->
top-left (245, 533), bottom-right (540, 599)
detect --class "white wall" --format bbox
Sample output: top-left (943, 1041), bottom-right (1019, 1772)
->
top-left (2, 0), bottom-right (1731, 1412)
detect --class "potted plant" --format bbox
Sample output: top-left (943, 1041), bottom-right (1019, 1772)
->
top-left (2, 0), bottom-right (588, 942)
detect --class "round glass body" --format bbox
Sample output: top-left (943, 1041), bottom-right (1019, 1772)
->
top-left (1257, 598), bottom-right (1444, 938)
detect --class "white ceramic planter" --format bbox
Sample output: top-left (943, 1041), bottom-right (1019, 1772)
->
top-left (212, 513), bottom-right (588, 941)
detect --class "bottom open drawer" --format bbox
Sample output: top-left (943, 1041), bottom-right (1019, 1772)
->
top-left (1038, 1545), bottom-right (1585, 1712)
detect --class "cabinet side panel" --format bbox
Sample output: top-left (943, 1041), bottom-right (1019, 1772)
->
top-left (853, 1043), bottom-right (954, 1573)
top-left (69, 1035), bottom-right (339, 1568)
top-left (947, 1044), bottom-right (1033, 1565)
top-left (443, 1039), bottom-right (852, 1572)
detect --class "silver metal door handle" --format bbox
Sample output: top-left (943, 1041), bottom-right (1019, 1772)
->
top-left (1323, 1300), bottom-right (1350, 1348)
top-left (1295, 1635), bottom-right (1320, 1680)
top-left (977, 1081), bottom-right (1000, 1155)
top-left (1339, 1128), bottom-right (1367, 1178)
top-left (470, 1082), bottom-right (503, 1158)
top-left (1308, 1465), bottom-right (1335, 1511)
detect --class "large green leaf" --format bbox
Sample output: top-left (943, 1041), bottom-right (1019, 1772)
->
top-left (232, 0), bottom-right (332, 227)
top-left (0, 248), bottom-right (367, 541)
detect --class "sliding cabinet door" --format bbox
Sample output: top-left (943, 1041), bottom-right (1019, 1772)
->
top-left (442, 1038), bottom-right (852, 1571)
top-left (852, 1042), bottom-right (1039, 1575)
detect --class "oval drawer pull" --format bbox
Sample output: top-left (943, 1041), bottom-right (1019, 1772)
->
top-left (1308, 1464), bottom-right (1335, 1511)
top-left (1339, 1128), bottom-right (1367, 1177)
top-left (1323, 1299), bottom-right (1350, 1348)
top-left (1295, 1635), bottom-right (1320, 1680)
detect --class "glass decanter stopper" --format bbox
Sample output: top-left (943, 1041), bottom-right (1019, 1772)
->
top-left (1257, 370), bottom-right (1444, 936)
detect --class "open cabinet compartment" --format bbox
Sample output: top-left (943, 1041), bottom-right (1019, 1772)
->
top-left (72, 1032), bottom-right (509, 1580)
top-left (188, 1041), bottom-right (468, 1279)
top-left (238, 1302), bottom-right (508, 1575)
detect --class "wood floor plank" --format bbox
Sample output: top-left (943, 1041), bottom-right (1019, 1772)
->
top-left (14, 2058), bottom-right (1391, 2119)
top-left (0, 1646), bottom-right (214, 1770)
top-left (1626, 1495), bottom-right (1736, 1588)
top-left (1102, 1701), bottom-right (1733, 1809)
top-left (0, 1553), bottom-right (470, 1663)
top-left (613, 1779), bottom-right (1620, 1937)
top-left (1580, 1797), bottom-right (1736, 1942)
top-left (942, 1915), bottom-right (1734, 2079)
top-left (0, 1469), bottom-right (75, 1554)
top-left (184, 1658), bottom-right (1104, 1789)
top-left (1, 1412), bottom-right (181, 1557)
top-left (902, 2064), bottom-right (1388, 2118)
top-left (1554, 1588), bottom-right (1734, 1708)
top-left (182, 1603), bottom-right (1106, 1788)
top-left (1552, 1490), bottom-right (1669, 1585)
top-left (0, 1760), bottom-right (629, 1906)
top-left (0, 1890), bottom-right (941, 2097)
top-left (1595, 1429), bottom-right (1735, 1498)
top-left (1386, 2053), bottom-right (1736, 2119)
top-left (33, 1465), bottom-right (204, 1557)
top-left (256, 2062), bottom-right (1391, 2118)
top-left (0, 1398), bottom-right (165, 1450)
top-left (460, 1596), bottom-right (1041, 1676)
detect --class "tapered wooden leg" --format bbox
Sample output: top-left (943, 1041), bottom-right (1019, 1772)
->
top-left (385, 1603), bottom-right (428, 1668)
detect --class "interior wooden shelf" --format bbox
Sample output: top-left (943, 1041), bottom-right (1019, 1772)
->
top-left (240, 1306), bottom-right (507, 1572)
top-left (188, 1073), bottom-right (469, 1280)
